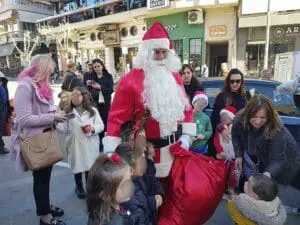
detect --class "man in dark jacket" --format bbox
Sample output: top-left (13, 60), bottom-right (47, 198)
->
top-left (61, 62), bottom-right (84, 92)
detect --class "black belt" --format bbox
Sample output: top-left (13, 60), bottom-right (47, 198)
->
top-left (147, 125), bottom-right (182, 148)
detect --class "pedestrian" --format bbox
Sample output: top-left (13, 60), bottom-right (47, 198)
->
top-left (227, 174), bottom-right (287, 225)
top-left (83, 58), bottom-right (114, 152)
top-left (57, 86), bottom-right (104, 199)
top-left (218, 62), bottom-right (229, 77)
top-left (190, 91), bottom-right (212, 154)
top-left (61, 61), bottom-right (84, 92)
top-left (232, 94), bottom-right (300, 191)
top-left (214, 105), bottom-right (238, 195)
top-left (0, 71), bottom-right (11, 154)
top-left (86, 154), bottom-right (134, 225)
top-left (11, 54), bottom-right (66, 225)
top-left (180, 64), bottom-right (204, 105)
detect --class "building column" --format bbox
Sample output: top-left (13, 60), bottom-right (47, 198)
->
top-left (6, 56), bottom-right (10, 68)
top-left (104, 47), bottom-right (115, 75)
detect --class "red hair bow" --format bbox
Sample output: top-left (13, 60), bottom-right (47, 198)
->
top-left (109, 153), bottom-right (122, 164)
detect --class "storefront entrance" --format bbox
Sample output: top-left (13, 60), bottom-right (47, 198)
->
top-left (208, 42), bottom-right (228, 76)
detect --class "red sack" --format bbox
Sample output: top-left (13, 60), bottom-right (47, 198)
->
top-left (158, 143), bottom-right (227, 225)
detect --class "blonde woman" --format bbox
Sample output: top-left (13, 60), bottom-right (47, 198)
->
top-left (11, 54), bottom-right (67, 225)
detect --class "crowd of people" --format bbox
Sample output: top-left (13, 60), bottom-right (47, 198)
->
top-left (0, 22), bottom-right (299, 225)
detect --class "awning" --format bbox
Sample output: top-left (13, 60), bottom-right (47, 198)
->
top-left (18, 11), bottom-right (48, 23)
top-left (0, 43), bottom-right (15, 57)
top-left (0, 10), bottom-right (13, 22)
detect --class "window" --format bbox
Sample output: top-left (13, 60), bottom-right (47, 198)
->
top-left (189, 38), bottom-right (202, 76)
top-left (23, 22), bottom-right (36, 32)
top-left (172, 40), bottom-right (183, 61)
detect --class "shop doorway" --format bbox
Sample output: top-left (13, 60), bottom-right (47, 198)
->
top-left (208, 43), bottom-right (228, 76)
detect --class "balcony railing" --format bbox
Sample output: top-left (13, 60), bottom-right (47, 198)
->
top-left (0, 0), bottom-right (54, 15)
top-left (38, 0), bottom-right (146, 27)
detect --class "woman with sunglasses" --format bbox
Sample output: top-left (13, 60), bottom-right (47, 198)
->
top-left (83, 58), bottom-right (113, 152)
top-left (210, 69), bottom-right (251, 155)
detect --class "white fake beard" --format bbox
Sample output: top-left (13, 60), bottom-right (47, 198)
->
top-left (140, 52), bottom-right (187, 137)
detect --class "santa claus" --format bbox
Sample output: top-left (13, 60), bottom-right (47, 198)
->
top-left (103, 22), bottom-right (195, 177)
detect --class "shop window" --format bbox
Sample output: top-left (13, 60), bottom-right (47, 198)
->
top-left (189, 38), bottom-right (202, 77)
top-left (121, 27), bottom-right (128, 37)
top-left (172, 40), bottom-right (183, 61)
top-left (130, 26), bottom-right (138, 36)
top-left (23, 22), bottom-right (36, 32)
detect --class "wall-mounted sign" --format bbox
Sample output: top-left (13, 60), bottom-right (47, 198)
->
top-left (147, 0), bottom-right (169, 10)
top-left (164, 24), bottom-right (178, 32)
top-left (209, 25), bottom-right (227, 37)
top-left (105, 24), bottom-right (119, 31)
top-left (273, 25), bottom-right (300, 38)
top-left (103, 30), bottom-right (120, 46)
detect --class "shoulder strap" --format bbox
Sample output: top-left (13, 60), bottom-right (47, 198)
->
top-left (68, 76), bottom-right (75, 91)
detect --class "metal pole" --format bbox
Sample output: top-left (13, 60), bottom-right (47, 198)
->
top-left (263, 0), bottom-right (271, 69)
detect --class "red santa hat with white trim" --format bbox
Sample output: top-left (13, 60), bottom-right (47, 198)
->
top-left (220, 105), bottom-right (237, 120)
top-left (192, 91), bottom-right (208, 107)
top-left (141, 22), bottom-right (173, 51)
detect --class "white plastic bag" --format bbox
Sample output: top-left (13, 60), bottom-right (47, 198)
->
top-left (276, 76), bottom-right (300, 95)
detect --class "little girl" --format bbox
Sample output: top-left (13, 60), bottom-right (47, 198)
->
top-left (190, 91), bottom-right (212, 154)
top-left (87, 154), bottom-right (134, 225)
top-left (57, 87), bottom-right (104, 199)
top-left (214, 105), bottom-right (238, 194)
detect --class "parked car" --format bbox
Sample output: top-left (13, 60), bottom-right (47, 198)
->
top-left (200, 77), bottom-right (300, 146)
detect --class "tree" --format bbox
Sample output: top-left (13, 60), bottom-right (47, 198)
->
top-left (10, 31), bottom-right (40, 67)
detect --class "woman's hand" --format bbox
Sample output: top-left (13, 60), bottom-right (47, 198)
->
top-left (91, 82), bottom-right (101, 90)
top-left (54, 112), bottom-right (66, 122)
top-left (235, 157), bottom-right (243, 171)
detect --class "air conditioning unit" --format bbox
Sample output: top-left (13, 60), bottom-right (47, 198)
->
top-left (188, 10), bottom-right (203, 24)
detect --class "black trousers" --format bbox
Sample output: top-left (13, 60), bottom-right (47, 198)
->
top-left (0, 136), bottom-right (4, 150)
top-left (97, 103), bottom-right (110, 153)
top-left (33, 166), bottom-right (53, 216)
top-left (74, 171), bottom-right (89, 188)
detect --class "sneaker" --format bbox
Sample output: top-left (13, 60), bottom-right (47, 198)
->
top-left (40, 218), bottom-right (66, 225)
top-left (50, 205), bottom-right (64, 218)
top-left (0, 148), bottom-right (9, 154)
top-left (75, 187), bottom-right (86, 199)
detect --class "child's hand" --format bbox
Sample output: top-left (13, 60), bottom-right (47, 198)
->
top-left (197, 134), bottom-right (205, 140)
top-left (155, 195), bottom-right (163, 208)
top-left (221, 128), bottom-right (231, 141)
top-left (81, 125), bottom-right (93, 134)
top-left (216, 152), bottom-right (227, 159)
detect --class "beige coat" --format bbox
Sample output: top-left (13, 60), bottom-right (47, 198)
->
top-left (57, 107), bottom-right (104, 173)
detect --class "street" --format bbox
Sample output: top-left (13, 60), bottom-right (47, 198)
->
top-left (1, 81), bottom-right (300, 225)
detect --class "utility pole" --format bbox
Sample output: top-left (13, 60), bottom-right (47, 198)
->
top-left (263, 0), bottom-right (271, 69)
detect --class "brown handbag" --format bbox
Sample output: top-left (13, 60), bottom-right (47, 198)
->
top-left (20, 130), bottom-right (64, 171)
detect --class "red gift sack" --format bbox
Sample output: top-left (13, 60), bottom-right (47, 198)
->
top-left (158, 143), bottom-right (227, 225)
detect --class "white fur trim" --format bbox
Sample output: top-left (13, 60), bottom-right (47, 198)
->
top-left (141, 38), bottom-right (170, 50)
top-left (192, 94), bottom-right (208, 105)
top-left (220, 109), bottom-right (235, 120)
top-left (155, 146), bottom-right (173, 178)
top-left (181, 122), bottom-right (196, 136)
top-left (102, 136), bottom-right (122, 153)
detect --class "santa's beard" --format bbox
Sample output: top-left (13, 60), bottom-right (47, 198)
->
top-left (136, 51), bottom-right (188, 137)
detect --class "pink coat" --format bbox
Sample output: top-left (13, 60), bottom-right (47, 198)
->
top-left (10, 77), bottom-right (55, 172)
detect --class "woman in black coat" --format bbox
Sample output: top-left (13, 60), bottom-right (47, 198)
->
top-left (232, 94), bottom-right (300, 190)
top-left (180, 64), bottom-right (203, 105)
top-left (83, 59), bottom-right (113, 151)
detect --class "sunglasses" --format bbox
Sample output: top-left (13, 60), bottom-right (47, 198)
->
top-left (230, 79), bottom-right (242, 84)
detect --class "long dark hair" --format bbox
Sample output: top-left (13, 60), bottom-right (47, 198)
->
top-left (222, 68), bottom-right (247, 106)
top-left (86, 155), bottom-right (129, 225)
top-left (92, 58), bottom-right (109, 75)
top-left (180, 64), bottom-right (201, 87)
top-left (66, 86), bottom-right (95, 117)
top-left (239, 94), bottom-right (281, 139)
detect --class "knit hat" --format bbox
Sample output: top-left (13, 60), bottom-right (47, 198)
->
top-left (141, 22), bottom-right (173, 51)
top-left (192, 91), bottom-right (208, 106)
top-left (220, 105), bottom-right (237, 120)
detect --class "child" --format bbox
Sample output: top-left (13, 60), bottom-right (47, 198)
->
top-left (190, 91), bottom-right (212, 154)
top-left (87, 154), bottom-right (135, 225)
top-left (57, 87), bottom-right (104, 199)
top-left (227, 174), bottom-right (287, 225)
top-left (116, 140), bottom-right (164, 225)
top-left (214, 105), bottom-right (238, 194)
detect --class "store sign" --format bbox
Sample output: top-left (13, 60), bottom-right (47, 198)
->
top-left (147, 0), bottom-right (169, 10)
top-left (209, 25), bottom-right (227, 37)
top-left (103, 30), bottom-right (120, 46)
top-left (273, 25), bottom-right (300, 38)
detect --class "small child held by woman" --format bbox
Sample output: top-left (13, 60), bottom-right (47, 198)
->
top-left (190, 91), bottom-right (212, 154)
top-left (214, 105), bottom-right (238, 194)
top-left (87, 154), bottom-right (135, 225)
top-left (57, 87), bottom-right (104, 199)
top-left (227, 174), bottom-right (287, 225)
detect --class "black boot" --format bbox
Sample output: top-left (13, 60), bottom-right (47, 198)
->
top-left (74, 173), bottom-right (86, 199)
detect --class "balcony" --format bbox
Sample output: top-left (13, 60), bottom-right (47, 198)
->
top-left (0, 0), bottom-right (54, 16)
top-left (38, 0), bottom-right (147, 27)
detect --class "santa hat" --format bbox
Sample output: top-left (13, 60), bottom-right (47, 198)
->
top-left (141, 22), bottom-right (173, 51)
top-left (192, 91), bottom-right (208, 106)
top-left (220, 105), bottom-right (237, 120)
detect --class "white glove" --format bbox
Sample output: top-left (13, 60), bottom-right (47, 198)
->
top-left (178, 134), bottom-right (190, 150)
